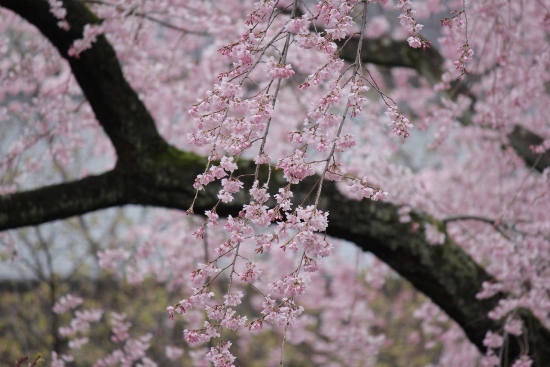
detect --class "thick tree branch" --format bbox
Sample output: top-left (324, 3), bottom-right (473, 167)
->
top-left (0, 0), bottom-right (166, 167)
top-left (0, 147), bottom-right (209, 230)
top-left (0, 170), bottom-right (127, 229)
top-left (316, 181), bottom-right (550, 365)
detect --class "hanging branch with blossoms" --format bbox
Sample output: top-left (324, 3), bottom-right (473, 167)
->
top-left (169, 0), bottom-right (424, 365)
top-left (396, 0), bottom-right (432, 50)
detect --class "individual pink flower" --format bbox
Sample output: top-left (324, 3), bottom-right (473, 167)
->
top-left (295, 231), bottom-right (333, 258)
top-left (254, 234), bottom-right (274, 253)
top-left (190, 262), bottom-right (221, 284)
top-left (296, 206), bottom-right (329, 232)
top-left (250, 180), bottom-right (270, 203)
top-left (263, 298), bottom-right (304, 327)
top-left (385, 106), bottom-right (413, 138)
top-left (205, 305), bottom-right (225, 321)
top-left (325, 162), bottom-right (346, 181)
top-left (302, 257), bottom-right (319, 272)
top-left (269, 274), bottom-right (311, 297)
top-left (223, 291), bottom-right (243, 306)
top-left (371, 190), bottom-right (388, 201)
top-left (221, 178), bottom-right (243, 194)
top-left (318, 39), bottom-right (338, 54)
top-left (217, 190), bottom-right (234, 203)
top-left (205, 210), bottom-right (219, 226)
top-left (407, 36), bottom-right (422, 48)
top-left (240, 262), bottom-right (262, 283)
top-left (277, 150), bottom-right (315, 184)
top-left (347, 180), bottom-right (373, 200)
top-left (441, 17), bottom-right (453, 28)
top-left (317, 113), bottom-right (339, 129)
top-left (206, 341), bottom-right (236, 367)
top-left (284, 16), bottom-right (309, 34)
top-left (325, 16), bottom-right (353, 40)
top-left (166, 306), bottom-right (175, 320)
top-left (220, 308), bottom-right (247, 330)
top-left (184, 329), bottom-right (208, 344)
top-left (220, 156), bottom-right (238, 172)
top-left (335, 134), bottom-right (356, 152)
top-left (504, 317), bottom-right (523, 336)
top-left (48, 0), bottom-right (66, 19)
top-left (266, 57), bottom-right (295, 79)
top-left (253, 153), bottom-right (271, 164)
top-left (243, 201), bottom-right (271, 227)
top-left (248, 320), bottom-right (263, 332)
top-left (193, 173), bottom-right (215, 190)
top-left (483, 331), bottom-right (504, 348)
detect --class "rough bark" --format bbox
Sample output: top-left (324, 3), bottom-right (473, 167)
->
top-left (0, 0), bottom-right (166, 165)
top-left (317, 181), bottom-right (550, 365)
top-left (1, 0), bottom-right (550, 365)
top-left (0, 170), bottom-right (126, 228)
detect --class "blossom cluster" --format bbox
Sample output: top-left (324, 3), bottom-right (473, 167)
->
top-left (454, 44), bottom-right (474, 76)
top-left (68, 23), bottom-right (105, 58)
top-left (347, 176), bottom-right (389, 201)
top-left (50, 296), bottom-right (155, 367)
top-left (187, 81), bottom-right (273, 155)
top-left (385, 105), bottom-right (413, 138)
top-left (441, 10), bottom-right (465, 29)
top-left (172, 0), bottom-right (411, 364)
top-left (397, 1), bottom-right (431, 49)
top-left (48, 0), bottom-right (69, 30)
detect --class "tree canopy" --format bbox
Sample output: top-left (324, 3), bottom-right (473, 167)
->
top-left (1, 0), bottom-right (550, 366)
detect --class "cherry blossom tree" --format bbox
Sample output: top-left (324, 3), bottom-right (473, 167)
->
top-left (1, 0), bottom-right (550, 366)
